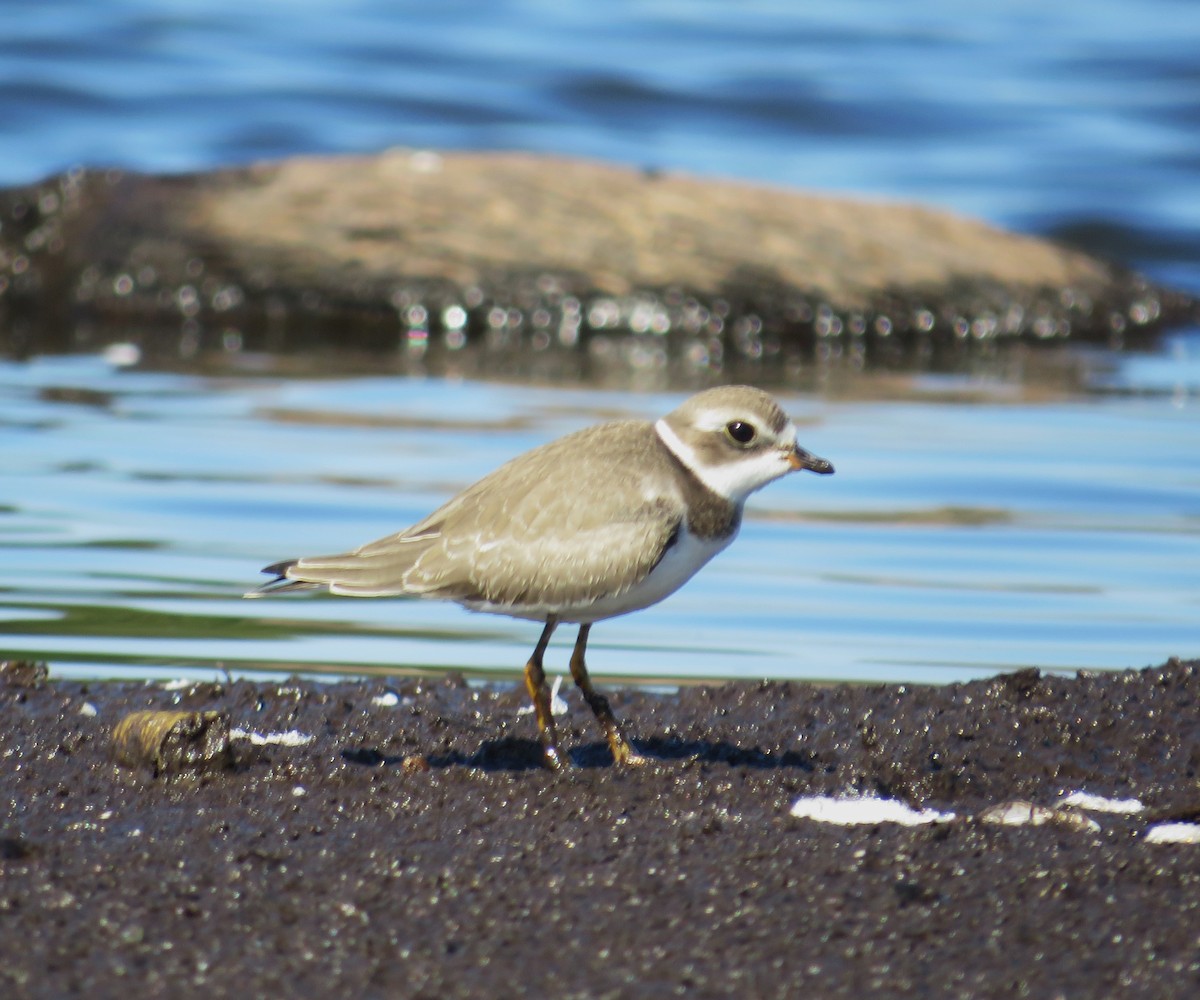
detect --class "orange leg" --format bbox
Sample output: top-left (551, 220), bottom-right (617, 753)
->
top-left (569, 624), bottom-right (647, 766)
top-left (523, 618), bottom-right (564, 770)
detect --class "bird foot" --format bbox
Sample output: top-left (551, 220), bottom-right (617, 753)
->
top-left (541, 743), bottom-right (567, 771)
top-left (610, 740), bottom-right (650, 767)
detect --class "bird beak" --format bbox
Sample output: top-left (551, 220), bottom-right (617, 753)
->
top-left (787, 446), bottom-right (834, 475)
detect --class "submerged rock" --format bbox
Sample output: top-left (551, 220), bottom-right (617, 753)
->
top-left (0, 150), bottom-right (1193, 376)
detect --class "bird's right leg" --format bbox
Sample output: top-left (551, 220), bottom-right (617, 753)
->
top-left (524, 617), bottom-right (564, 770)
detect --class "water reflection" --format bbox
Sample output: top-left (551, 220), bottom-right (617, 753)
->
top-left (1, 340), bottom-right (1198, 686)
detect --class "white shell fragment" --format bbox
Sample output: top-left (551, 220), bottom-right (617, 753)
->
top-left (789, 794), bottom-right (956, 827)
top-left (1060, 791), bottom-right (1145, 814)
top-left (978, 800), bottom-right (1100, 833)
top-left (229, 727), bottom-right (314, 747)
top-left (1144, 823), bottom-right (1200, 845)
top-left (517, 675), bottom-right (569, 717)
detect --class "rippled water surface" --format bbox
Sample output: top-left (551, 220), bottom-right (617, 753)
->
top-left (1, 1), bottom-right (1198, 683)
top-left (4, 0), bottom-right (1200, 268)
top-left (3, 346), bottom-right (1197, 685)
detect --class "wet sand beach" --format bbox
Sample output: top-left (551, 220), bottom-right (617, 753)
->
top-left (2, 657), bottom-right (1198, 998)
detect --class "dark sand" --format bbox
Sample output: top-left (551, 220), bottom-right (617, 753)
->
top-left (2, 658), bottom-right (1198, 999)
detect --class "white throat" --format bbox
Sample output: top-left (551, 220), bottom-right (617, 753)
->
top-left (654, 417), bottom-right (794, 504)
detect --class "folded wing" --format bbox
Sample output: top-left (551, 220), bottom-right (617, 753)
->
top-left (249, 420), bottom-right (683, 612)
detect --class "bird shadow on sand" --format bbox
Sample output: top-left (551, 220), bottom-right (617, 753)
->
top-left (634, 737), bottom-right (819, 771)
top-left (339, 740), bottom-right (556, 772)
top-left (342, 737), bottom-right (820, 773)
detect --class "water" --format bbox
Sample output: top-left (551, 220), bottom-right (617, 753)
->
top-left (1, 1), bottom-right (1198, 684)
top-left (2, 349), bottom-right (1197, 685)
top-left (4, 1), bottom-right (1200, 267)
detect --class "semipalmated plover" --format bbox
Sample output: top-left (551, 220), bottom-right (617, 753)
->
top-left (248, 385), bottom-right (833, 768)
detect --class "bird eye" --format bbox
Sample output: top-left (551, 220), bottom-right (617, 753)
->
top-left (725, 420), bottom-right (757, 445)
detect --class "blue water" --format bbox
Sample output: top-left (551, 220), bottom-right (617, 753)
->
top-left (3, 1), bottom-right (1200, 282)
top-left (2, 353), bottom-right (1197, 684)
top-left (1, 0), bottom-right (1198, 684)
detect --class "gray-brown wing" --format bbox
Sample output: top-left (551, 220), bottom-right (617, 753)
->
top-left (261, 420), bottom-right (684, 608)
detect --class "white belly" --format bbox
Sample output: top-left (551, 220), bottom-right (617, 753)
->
top-left (461, 525), bottom-right (736, 625)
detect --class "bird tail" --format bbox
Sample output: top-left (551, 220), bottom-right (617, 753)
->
top-left (244, 536), bottom-right (440, 599)
top-left (243, 560), bottom-right (324, 598)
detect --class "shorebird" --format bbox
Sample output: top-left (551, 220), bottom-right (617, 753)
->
top-left (249, 385), bottom-right (834, 768)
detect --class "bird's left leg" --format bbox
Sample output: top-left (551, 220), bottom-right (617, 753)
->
top-left (569, 624), bottom-right (647, 766)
